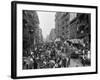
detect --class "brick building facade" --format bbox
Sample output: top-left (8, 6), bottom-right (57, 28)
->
top-left (55, 12), bottom-right (70, 40)
top-left (55, 12), bottom-right (78, 40)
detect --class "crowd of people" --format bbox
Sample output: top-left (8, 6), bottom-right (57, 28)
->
top-left (23, 40), bottom-right (91, 69)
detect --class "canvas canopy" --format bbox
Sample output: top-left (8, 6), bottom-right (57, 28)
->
top-left (55, 38), bottom-right (61, 42)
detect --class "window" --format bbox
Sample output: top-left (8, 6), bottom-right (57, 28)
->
top-left (62, 27), bottom-right (64, 29)
top-left (62, 32), bottom-right (65, 35)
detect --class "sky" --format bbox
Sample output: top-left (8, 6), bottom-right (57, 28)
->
top-left (37, 11), bottom-right (56, 40)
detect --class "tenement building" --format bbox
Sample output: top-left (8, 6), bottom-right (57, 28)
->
top-left (23, 10), bottom-right (40, 56)
top-left (55, 12), bottom-right (70, 41)
top-left (69, 13), bottom-right (91, 50)
top-left (55, 12), bottom-right (90, 50)
top-left (55, 12), bottom-right (77, 41)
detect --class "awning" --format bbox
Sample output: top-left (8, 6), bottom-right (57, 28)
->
top-left (68, 39), bottom-right (85, 46)
top-left (55, 38), bottom-right (61, 42)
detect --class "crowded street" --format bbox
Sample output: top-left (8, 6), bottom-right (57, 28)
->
top-left (23, 40), bottom-right (91, 69)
